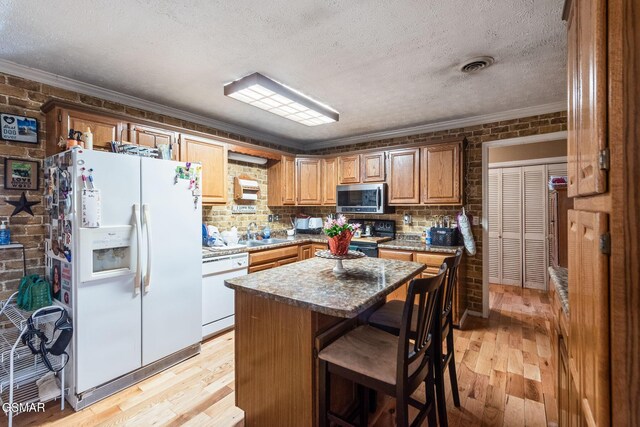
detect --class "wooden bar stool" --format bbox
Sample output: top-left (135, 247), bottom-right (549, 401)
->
top-left (318, 265), bottom-right (447, 427)
top-left (368, 249), bottom-right (463, 427)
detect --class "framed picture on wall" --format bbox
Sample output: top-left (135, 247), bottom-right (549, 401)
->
top-left (1, 112), bottom-right (39, 144)
top-left (4, 158), bottom-right (40, 190)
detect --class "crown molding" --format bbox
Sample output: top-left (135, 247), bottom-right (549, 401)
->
top-left (308, 101), bottom-right (567, 150)
top-left (0, 59), bottom-right (303, 150)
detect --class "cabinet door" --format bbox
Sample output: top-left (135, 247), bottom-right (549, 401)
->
top-left (567, 0), bottom-right (607, 197)
top-left (338, 155), bottom-right (361, 184)
top-left (379, 249), bottom-right (413, 301)
top-left (558, 336), bottom-right (570, 427)
top-left (66, 109), bottom-right (126, 151)
top-left (282, 156), bottom-right (296, 205)
top-left (248, 262), bottom-right (277, 273)
top-left (131, 125), bottom-right (177, 159)
top-left (421, 142), bottom-right (462, 205)
top-left (378, 249), bottom-right (414, 261)
top-left (388, 148), bottom-right (420, 204)
top-left (277, 256), bottom-right (299, 267)
top-left (322, 158), bottom-right (337, 205)
top-left (296, 158), bottom-right (322, 205)
top-left (311, 243), bottom-right (328, 255)
top-left (179, 134), bottom-right (227, 204)
top-left (361, 152), bottom-right (386, 182)
top-left (299, 244), bottom-right (313, 261)
top-left (566, 2), bottom-right (579, 197)
top-left (568, 209), bottom-right (609, 427)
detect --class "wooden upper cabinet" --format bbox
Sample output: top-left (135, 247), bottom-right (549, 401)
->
top-left (361, 152), bottom-right (386, 182)
top-left (131, 125), bottom-right (178, 159)
top-left (338, 155), bottom-right (361, 184)
top-left (65, 109), bottom-right (126, 152)
top-left (179, 134), bottom-right (227, 204)
top-left (388, 148), bottom-right (420, 204)
top-left (296, 158), bottom-right (322, 205)
top-left (567, 0), bottom-right (607, 197)
top-left (421, 141), bottom-right (462, 205)
top-left (267, 155), bottom-right (296, 206)
top-left (322, 157), bottom-right (337, 205)
top-left (568, 209), bottom-right (609, 427)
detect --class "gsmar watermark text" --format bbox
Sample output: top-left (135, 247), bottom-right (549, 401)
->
top-left (2, 402), bottom-right (46, 413)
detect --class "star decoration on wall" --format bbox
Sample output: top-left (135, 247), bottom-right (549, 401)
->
top-left (7, 192), bottom-right (40, 217)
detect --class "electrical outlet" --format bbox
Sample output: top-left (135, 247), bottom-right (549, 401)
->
top-left (472, 216), bottom-right (479, 226)
top-left (274, 214), bottom-right (280, 221)
top-left (268, 215), bottom-right (273, 222)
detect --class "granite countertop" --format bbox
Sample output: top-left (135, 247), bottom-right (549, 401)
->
top-left (548, 266), bottom-right (569, 315)
top-left (224, 257), bottom-right (426, 318)
top-left (378, 239), bottom-right (464, 254)
top-left (202, 234), bottom-right (328, 258)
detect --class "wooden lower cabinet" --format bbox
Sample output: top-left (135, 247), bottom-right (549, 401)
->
top-left (311, 243), bottom-right (328, 255)
top-left (249, 242), bottom-right (329, 273)
top-left (567, 209), bottom-right (609, 426)
top-left (299, 244), bottom-right (313, 261)
top-left (378, 248), bottom-right (465, 326)
top-left (558, 335), bottom-right (570, 427)
top-left (249, 245), bottom-right (299, 272)
top-left (248, 262), bottom-right (277, 273)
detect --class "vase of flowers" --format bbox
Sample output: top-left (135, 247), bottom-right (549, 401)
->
top-left (323, 215), bottom-right (360, 256)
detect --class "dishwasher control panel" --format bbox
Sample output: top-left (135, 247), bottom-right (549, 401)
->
top-left (202, 253), bottom-right (249, 276)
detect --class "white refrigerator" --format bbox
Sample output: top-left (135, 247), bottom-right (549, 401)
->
top-left (44, 149), bottom-right (202, 409)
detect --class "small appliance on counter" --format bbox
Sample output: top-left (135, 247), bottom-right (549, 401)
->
top-left (295, 215), bottom-right (323, 234)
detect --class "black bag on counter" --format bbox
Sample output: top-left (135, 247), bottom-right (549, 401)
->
top-left (430, 227), bottom-right (459, 246)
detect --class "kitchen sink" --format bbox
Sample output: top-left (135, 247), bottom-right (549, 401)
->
top-left (260, 238), bottom-right (289, 245)
top-left (240, 238), bottom-right (290, 247)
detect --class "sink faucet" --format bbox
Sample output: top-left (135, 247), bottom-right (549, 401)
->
top-left (247, 222), bottom-right (258, 240)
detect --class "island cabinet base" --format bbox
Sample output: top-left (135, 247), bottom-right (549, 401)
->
top-left (235, 291), bottom-right (359, 427)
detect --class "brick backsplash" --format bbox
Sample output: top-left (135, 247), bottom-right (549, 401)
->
top-left (0, 71), bottom-right (566, 315)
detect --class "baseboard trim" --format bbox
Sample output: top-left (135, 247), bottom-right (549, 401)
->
top-left (467, 310), bottom-right (484, 318)
top-left (457, 309), bottom-right (469, 329)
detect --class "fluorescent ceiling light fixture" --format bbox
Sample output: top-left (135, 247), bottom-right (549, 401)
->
top-left (228, 152), bottom-right (268, 165)
top-left (224, 73), bottom-right (339, 126)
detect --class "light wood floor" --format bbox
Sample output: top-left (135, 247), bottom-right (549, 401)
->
top-left (17, 284), bottom-right (555, 427)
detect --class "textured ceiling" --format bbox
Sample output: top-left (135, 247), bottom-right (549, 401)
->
top-left (0, 0), bottom-right (566, 145)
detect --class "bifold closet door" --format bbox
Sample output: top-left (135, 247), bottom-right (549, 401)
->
top-left (523, 165), bottom-right (548, 290)
top-left (488, 168), bottom-right (523, 286)
top-left (488, 169), bottom-right (501, 284)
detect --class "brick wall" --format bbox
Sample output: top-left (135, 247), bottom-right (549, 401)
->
top-left (0, 72), bottom-right (295, 298)
top-left (309, 111), bottom-right (568, 314)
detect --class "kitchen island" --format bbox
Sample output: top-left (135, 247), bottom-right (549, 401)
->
top-left (225, 256), bottom-right (426, 427)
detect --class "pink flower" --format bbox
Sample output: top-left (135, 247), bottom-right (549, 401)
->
top-left (336, 214), bottom-right (346, 227)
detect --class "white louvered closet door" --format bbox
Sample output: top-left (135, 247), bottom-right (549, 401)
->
top-left (488, 169), bottom-right (501, 283)
top-left (500, 168), bottom-right (523, 286)
top-left (523, 165), bottom-right (548, 290)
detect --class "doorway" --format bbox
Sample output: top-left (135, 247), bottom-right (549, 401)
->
top-left (481, 131), bottom-right (567, 317)
top-left (488, 163), bottom-right (566, 290)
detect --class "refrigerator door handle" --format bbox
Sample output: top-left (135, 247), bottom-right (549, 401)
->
top-left (133, 204), bottom-right (142, 295)
top-left (143, 204), bottom-right (152, 293)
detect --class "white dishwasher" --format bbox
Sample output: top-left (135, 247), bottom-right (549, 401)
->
top-left (202, 253), bottom-right (248, 339)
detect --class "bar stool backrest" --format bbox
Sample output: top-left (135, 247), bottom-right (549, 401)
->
top-left (441, 249), bottom-right (463, 320)
top-left (397, 263), bottom-right (447, 391)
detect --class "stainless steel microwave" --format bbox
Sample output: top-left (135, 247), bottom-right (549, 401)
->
top-left (336, 183), bottom-right (390, 214)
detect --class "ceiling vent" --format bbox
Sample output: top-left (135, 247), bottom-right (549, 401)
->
top-left (460, 56), bottom-right (495, 73)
